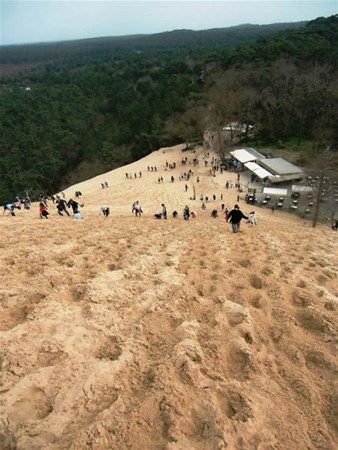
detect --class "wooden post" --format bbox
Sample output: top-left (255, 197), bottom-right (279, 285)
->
top-left (312, 169), bottom-right (324, 227)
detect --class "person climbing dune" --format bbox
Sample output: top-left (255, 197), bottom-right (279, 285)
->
top-left (228, 204), bottom-right (248, 233)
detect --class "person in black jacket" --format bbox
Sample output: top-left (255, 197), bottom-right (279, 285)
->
top-left (67, 199), bottom-right (80, 215)
top-left (56, 196), bottom-right (70, 216)
top-left (228, 204), bottom-right (248, 233)
top-left (183, 205), bottom-right (190, 220)
top-left (161, 203), bottom-right (167, 220)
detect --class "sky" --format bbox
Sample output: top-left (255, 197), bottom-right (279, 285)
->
top-left (1, 0), bottom-right (337, 46)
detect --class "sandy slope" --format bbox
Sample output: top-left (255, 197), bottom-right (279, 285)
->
top-left (0, 144), bottom-right (337, 450)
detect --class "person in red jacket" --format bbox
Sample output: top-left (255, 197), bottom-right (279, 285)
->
top-left (228, 204), bottom-right (248, 233)
top-left (39, 202), bottom-right (49, 219)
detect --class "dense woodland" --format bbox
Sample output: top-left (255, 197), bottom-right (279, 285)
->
top-left (0, 15), bottom-right (337, 203)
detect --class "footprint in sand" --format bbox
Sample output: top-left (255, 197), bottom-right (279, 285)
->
top-left (93, 336), bottom-right (123, 361)
top-left (9, 386), bottom-right (53, 422)
top-left (227, 345), bottom-right (253, 381)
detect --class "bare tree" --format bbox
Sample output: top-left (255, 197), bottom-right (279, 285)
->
top-left (206, 85), bottom-right (237, 160)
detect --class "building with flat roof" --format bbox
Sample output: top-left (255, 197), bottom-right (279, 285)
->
top-left (230, 149), bottom-right (305, 184)
top-left (259, 158), bottom-right (305, 183)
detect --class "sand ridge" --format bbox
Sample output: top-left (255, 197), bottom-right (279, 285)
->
top-left (0, 144), bottom-right (337, 449)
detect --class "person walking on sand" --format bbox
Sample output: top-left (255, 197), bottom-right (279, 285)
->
top-left (247, 211), bottom-right (257, 226)
top-left (39, 202), bottom-right (49, 219)
top-left (101, 206), bottom-right (110, 217)
top-left (224, 208), bottom-right (230, 222)
top-left (132, 201), bottom-right (142, 217)
top-left (183, 205), bottom-right (190, 221)
top-left (56, 196), bottom-right (70, 216)
top-left (3, 202), bottom-right (21, 216)
top-left (161, 203), bottom-right (167, 220)
top-left (67, 199), bottom-right (82, 215)
top-left (228, 204), bottom-right (248, 233)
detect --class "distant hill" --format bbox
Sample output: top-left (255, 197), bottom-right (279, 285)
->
top-left (0, 21), bottom-right (306, 65)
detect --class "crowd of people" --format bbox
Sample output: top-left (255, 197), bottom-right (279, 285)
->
top-left (3, 191), bottom-right (86, 220)
top-left (152, 202), bottom-right (254, 232)
top-left (3, 194), bottom-right (32, 216)
top-left (2, 149), bottom-right (257, 234)
top-left (125, 172), bottom-right (142, 179)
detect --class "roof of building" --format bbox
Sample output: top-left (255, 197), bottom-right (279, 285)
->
top-left (259, 158), bottom-right (304, 175)
top-left (230, 148), bottom-right (266, 163)
top-left (230, 149), bottom-right (257, 164)
top-left (244, 162), bottom-right (272, 180)
top-left (222, 122), bottom-right (254, 133)
top-left (263, 187), bottom-right (288, 196)
top-left (292, 185), bottom-right (314, 193)
top-left (245, 147), bottom-right (266, 159)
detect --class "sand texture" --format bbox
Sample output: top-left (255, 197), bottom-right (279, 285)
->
top-left (0, 144), bottom-right (337, 450)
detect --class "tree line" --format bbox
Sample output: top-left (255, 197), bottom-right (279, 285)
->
top-left (0, 21), bottom-right (305, 64)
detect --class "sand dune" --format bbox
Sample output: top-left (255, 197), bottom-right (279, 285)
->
top-left (0, 145), bottom-right (337, 449)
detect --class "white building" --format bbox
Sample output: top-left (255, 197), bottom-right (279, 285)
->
top-left (230, 149), bottom-right (305, 184)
